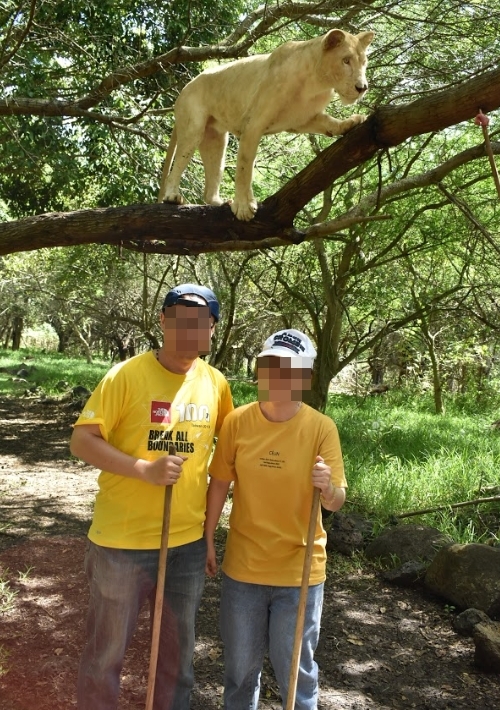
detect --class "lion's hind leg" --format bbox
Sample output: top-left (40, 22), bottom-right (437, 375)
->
top-left (160, 115), bottom-right (207, 204)
top-left (231, 129), bottom-right (260, 221)
top-left (199, 126), bottom-right (229, 206)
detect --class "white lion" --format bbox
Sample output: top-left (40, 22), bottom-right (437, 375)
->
top-left (158, 29), bottom-right (374, 221)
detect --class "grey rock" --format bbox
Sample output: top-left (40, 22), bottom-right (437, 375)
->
top-left (364, 524), bottom-right (453, 568)
top-left (71, 385), bottom-right (91, 399)
top-left (454, 608), bottom-right (491, 637)
top-left (473, 621), bottom-right (500, 673)
top-left (326, 512), bottom-right (374, 556)
top-left (382, 560), bottom-right (427, 587)
top-left (425, 543), bottom-right (500, 617)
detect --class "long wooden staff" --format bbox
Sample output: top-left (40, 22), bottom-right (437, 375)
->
top-left (286, 487), bottom-right (321, 710)
top-left (145, 442), bottom-right (176, 710)
top-left (475, 109), bottom-right (500, 199)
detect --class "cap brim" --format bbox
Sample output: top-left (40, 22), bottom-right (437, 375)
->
top-left (257, 347), bottom-right (300, 358)
top-left (257, 349), bottom-right (314, 368)
top-left (169, 297), bottom-right (208, 308)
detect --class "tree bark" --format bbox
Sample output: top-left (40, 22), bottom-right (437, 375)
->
top-left (420, 317), bottom-right (445, 415)
top-left (11, 316), bottom-right (24, 351)
top-left (1, 64), bottom-right (500, 257)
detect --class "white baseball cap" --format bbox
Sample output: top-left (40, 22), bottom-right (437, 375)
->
top-left (257, 329), bottom-right (316, 368)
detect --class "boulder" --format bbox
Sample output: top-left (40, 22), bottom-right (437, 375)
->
top-left (382, 560), bottom-right (427, 587)
top-left (364, 524), bottom-right (452, 568)
top-left (71, 385), bottom-right (91, 400)
top-left (425, 543), bottom-right (500, 617)
top-left (453, 608), bottom-right (491, 637)
top-left (326, 512), bottom-right (374, 556)
top-left (474, 621), bottom-right (500, 673)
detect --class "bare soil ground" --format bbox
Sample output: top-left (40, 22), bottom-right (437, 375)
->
top-left (1, 396), bottom-right (499, 710)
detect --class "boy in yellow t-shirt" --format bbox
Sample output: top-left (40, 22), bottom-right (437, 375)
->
top-left (70, 284), bottom-right (233, 710)
top-left (206, 329), bottom-right (346, 710)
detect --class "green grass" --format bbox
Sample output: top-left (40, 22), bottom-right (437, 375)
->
top-left (0, 645), bottom-right (9, 678)
top-left (0, 572), bottom-right (17, 614)
top-left (0, 348), bottom-right (111, 396)
top-left (0, 349), bottom-right (259, 400)
top-left (228, 378), bottom-right (257, 407)
top-left (0, 572), bottom-right (16, 678)
top-left (327, 392), bottom-right (500, 542)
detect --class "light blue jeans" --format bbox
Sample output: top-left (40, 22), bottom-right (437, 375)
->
top-left (77, 537), bottom-right (207, 710)
top-left (220, 573), bottom-right (324, 710)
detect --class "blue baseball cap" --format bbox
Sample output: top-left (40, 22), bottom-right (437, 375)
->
top-left (162, 284), bottom-right (220, 322)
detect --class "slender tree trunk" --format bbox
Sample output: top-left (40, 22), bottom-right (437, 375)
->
top-left (144, 331), bottom-right (160, 350)
top-left (309, 238), bottom-right (358, 410)
top-left (11, 316), bottom-right (23, 350)
top-left (1, 324), bottom-right (12, 349)
top-left (420, 317), bottom-right (445, 415)
top-left (73, 324), bottom-right (93, 364)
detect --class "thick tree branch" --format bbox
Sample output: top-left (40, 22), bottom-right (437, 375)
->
top-left (1, 64), bottom-right (500, 257)
top-left (0, 97), bottom-right (167, 146)
top-left (306, 141), bottom-right (500, 238)
top-left (264, 64), bottom-right (500, 222)
top-left (74, 43), bottom-right (256, 110)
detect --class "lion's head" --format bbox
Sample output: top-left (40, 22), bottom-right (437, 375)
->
top-left (320, 29), bottom-right (374, 106)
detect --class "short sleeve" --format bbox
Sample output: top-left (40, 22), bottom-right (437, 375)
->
top-left (209, 412), bottom-right (238, 482)
top-left (73, 366), bottom-right (127, 442)
top-left (214, 375), bottom-right (234, 436)
top-left (319, 419), bottom-right (347, 489)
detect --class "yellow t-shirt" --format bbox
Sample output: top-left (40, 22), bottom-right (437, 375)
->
top-left (74, 352), bottom-right (233, 549)
top-left (209, 402), bottom-right (346, 586)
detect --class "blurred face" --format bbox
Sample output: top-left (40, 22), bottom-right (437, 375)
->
top-left (160, 297), bottom-right (214, 356)
top-left (257, 356), bottom-right (312, 401)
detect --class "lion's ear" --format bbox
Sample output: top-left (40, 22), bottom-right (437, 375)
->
top-left (323, 29), bottom-right (345, 50)
top-left (357, 31), bottom-right (375, 49)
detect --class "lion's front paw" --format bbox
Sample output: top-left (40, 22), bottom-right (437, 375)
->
top-left (205, 195), bottom-right (224, 207)
top-left (230, 198), bottom-right (258, 221)
top-left (162, 191), bottom-right (185, 205)
top-left (340, 114), bottom-right (367, 133)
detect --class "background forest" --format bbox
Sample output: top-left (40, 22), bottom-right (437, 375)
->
top-left (1, 0), bottom-right (500, 413)
top-left (3, 6), bottom-right (500, 707)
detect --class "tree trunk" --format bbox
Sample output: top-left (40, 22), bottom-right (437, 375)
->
top-left (420, 318), bottom-right (445, 415)
top-left (308, 237), bottom-right (359, 411)
top-left (11, 316), bottom-right (23, 350)
top-left (73, 324), bottom-right (93, 364)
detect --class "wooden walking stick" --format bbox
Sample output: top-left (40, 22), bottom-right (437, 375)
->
top-left (286, 487), bottom-right (321, 710)
top-left (475, 109), bottom-right (500, 199)
top-left (145, 442), bottom-right (176, 710)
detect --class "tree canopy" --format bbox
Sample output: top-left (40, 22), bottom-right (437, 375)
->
top-left (1, 0), bottom-right (500, 253)
top-left (2, 1), bottom-right (500, 410)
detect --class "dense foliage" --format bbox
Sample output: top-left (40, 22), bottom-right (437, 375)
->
top-left (2, 1), bottom-right (500, 409)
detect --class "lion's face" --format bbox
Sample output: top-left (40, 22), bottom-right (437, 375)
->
top-left (320, 30), bottom-right (374, 106)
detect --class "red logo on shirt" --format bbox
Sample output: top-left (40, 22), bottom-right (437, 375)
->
top-left (151, 401), bottom-right (171, 423)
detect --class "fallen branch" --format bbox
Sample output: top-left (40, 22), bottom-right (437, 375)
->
top-left (397, 495), bottom-right (500, 519)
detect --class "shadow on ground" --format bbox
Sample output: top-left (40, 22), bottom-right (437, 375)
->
top-left (1, 396), bottom-right (499, 709)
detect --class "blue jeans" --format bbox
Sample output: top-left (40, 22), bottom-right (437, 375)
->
top-left (77, 537), bottom-right (207, 710)
top-left (220, 573), bottom-right (324, 710)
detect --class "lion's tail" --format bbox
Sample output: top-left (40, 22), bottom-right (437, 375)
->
top-left (157, 125), bottom-right (178, 203)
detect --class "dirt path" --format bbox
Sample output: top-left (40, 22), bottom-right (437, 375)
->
top-left (0, 396), bottom-right (499, 709)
